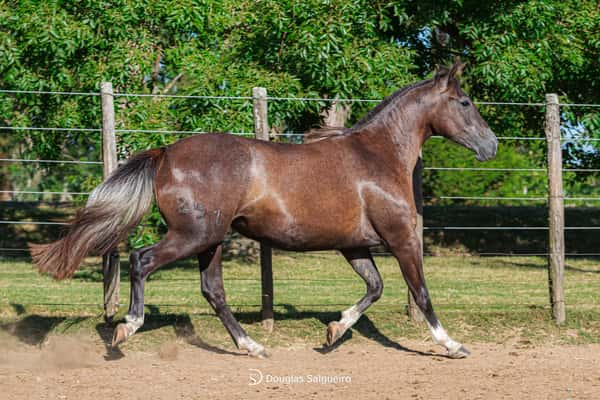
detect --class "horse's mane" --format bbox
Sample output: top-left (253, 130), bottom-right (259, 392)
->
top-left (304, 126), bottom-right (347, 143)
top-left (304, 78), bottom-right (435, 144)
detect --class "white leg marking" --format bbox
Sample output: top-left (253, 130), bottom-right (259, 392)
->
top-left (339, 305), bottom-right (361, 330)
top-left (123, 314), bottom-right (144, 337)
top-left (427, 321), bottom-right (462, 354)
top-left (238, 336), bottom-right (266, 357)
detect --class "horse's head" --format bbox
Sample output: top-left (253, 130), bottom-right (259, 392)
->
top-left (428, 62), bottom-right (498, 161)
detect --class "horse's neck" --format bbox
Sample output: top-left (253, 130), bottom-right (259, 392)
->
top-left (354, 99), bottom-right (429, 174)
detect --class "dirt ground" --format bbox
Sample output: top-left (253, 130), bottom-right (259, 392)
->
top-left (1, 335), bottom-right (599, 400)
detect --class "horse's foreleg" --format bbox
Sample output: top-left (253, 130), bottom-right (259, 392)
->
top-left (326, 247), bottom-right (383, 347)
top-left (199, 245), bottom-right (267, 358)
top-left (388, 231), bottom-right (470, 358)
top-left (112, 231), bottom-right (205, 347)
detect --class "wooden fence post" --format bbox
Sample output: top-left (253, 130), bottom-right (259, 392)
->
top-left (252, 87), bottom-right (274, 332)
top-left (408, 153), bottom-right (425, 322)
top-left (545, 93), bottom-right (565, 325)
top-left (100, 82), bottom-right (120, 323)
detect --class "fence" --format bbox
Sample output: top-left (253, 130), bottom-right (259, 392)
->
top-left (1, 85), bottom-right (599, 327)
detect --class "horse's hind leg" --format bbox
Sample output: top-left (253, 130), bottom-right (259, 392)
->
top-left (198, 244), bottom-right (267, 358)
top-left (112, 230), bottom-right (209, 347)
top-left (326, 247), bottom-right (383, 346)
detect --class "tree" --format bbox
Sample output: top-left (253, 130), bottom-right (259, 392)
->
top-left (0, 0), bottom-right (598, 247)
top-left (387, 0), bottom-right (599, 198)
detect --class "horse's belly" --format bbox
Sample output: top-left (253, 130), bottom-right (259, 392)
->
top-left (232, 211), bottom-right (381, 251)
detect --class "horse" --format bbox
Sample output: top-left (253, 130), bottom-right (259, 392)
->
top-left (30, 62), bottom-right (497, 359)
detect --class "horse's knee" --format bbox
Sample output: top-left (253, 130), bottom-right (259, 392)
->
top-left (201, 281), bottom-right (226, 310)
top-left (413, 286), bottom-right (433, 314)
top-left (200, 284), bottom-right (212, 302)
top-left (374, 280), bottom-right (383, 301)
top-left (369, 279), bottom-right (383, 302)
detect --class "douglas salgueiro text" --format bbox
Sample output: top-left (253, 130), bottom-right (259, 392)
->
top-left (259, 373), bottom-right (352, 385)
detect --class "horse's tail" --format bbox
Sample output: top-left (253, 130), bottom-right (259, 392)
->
top-left (29, 148), bottom-right (165, 280)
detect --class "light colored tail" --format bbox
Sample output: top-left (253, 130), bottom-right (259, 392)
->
top-left (29, 148), bottom-right (165, 279)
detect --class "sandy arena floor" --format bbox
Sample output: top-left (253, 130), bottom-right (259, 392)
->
top-left (1, 335), bottom-right (600, 399)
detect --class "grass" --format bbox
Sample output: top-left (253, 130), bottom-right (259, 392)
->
top-left (1, 252), bottom-right (600, 353)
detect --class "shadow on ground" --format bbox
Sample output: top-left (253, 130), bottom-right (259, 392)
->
top-left (2, 302), bottom-right (438, 359)
top-left (0, 303), bottom-right (66, 346)
top-left (1, 315), bottom-right (66, 346)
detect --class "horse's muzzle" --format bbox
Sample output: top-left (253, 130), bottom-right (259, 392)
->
top-left (474, 130), bottom-right (498, 162)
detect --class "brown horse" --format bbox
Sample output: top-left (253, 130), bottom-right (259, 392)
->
top-left (30, 62), bottom-right (497, 358)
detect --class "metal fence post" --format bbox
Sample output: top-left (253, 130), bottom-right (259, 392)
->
top-left (408, 152), bottom-right (425, 322)
top-left (545, 93), bottom-right (565, 325)
top-left (252, 86), bottom-right (274, 332)
top-left (100, 81), bottom-right (120, 322)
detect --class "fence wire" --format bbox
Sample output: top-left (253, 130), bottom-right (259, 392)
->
top-left (1, 88), bottom-right (599, 317)
top-left (3, 88), bottom-right (597, 107)
top-left (3, 126), bottom-right (596, 144)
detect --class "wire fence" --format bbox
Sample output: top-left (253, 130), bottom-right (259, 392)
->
top-left (4, 88), bottom-right (598, 107)
top-left (1, 87), bottom-right (599, 262)
top-left (3, 126), bottom-right (598, 142)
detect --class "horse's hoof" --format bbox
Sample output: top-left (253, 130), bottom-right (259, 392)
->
top-left (111, 323), bottom-right (130, 348)
top-left (249, 347), bottom-right (269, 359)
top-left (448, 345), bottom-right (470, 359)
top-left (326, 321), bottom-right (343, 347)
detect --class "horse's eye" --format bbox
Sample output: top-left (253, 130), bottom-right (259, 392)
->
top-left (460, 99), bottom-right (470, 107)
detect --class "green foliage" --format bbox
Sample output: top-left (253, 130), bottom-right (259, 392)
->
top-left (0, 0), bottom-right (598, 248)
top-left (423, 138), bottom-right (549, 203)
top-left (237, 0), bottom-right (418, 98)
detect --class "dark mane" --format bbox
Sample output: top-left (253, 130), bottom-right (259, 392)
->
top-left (304, 79), bottom-right (433, 143)
top-left (351, 79), bottom-right (432, 131)
top-left (304, 126), bottom-right (348, 143)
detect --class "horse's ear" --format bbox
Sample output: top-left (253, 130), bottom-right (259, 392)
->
top-left (435, 61), bottom-right (465, 91)
top-left (449, 60), bottom-right (466, 80)
top-left (434, 65), bottom-right (449, 84)
top-left (434, 65), bottom-right (451, 91)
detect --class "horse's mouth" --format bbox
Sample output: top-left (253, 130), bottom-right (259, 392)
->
top-left (465, 128), bottom-right (498, 162)
top-left (452, 129), bottom-right (498, 162)
top-left (474, 136), bottom-right (498, 162)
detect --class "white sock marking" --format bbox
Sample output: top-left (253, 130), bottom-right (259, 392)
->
top-left (339, 305), bottom-right (361, 330)
top-left (123, 314), bottom-right (144, 336)
top-left (238, 336), bottom-right (265, 355)
top-left (427, 321), bottom-right (461, 353)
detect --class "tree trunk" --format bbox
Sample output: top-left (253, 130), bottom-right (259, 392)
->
top-left (0, 160), bottom-right (12, 201)
top-left (321, 100), bottom-right (351, 128)
top-left (0, 134), bottom-right (14, 201)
